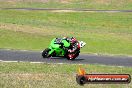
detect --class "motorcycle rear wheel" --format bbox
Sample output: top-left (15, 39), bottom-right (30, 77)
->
top-left (42, 48), bottom-right (51, 58)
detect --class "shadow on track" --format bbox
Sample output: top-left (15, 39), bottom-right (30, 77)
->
top-left (45, 57), bottom-right (84, 61)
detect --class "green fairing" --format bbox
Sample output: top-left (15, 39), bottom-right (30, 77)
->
top-left (62, 40), bottom-right (70, 48)
top-left (48, 38), bottom-right (70, 56)
top-left (50, 38), bottom-right (60, 48)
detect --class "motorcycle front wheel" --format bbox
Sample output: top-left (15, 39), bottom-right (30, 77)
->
top-left (66, 52), bottom-right (79, 60)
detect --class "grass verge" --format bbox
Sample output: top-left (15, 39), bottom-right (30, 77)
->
top-left (0, 62), bottom-right (132, 88)
top-left (0, 0), bottom-right (132, 10)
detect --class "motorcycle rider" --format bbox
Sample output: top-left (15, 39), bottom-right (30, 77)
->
top-left (69, 37), bottom-right (79, 53)
top-left (62, 37), bottom-right (79, 53)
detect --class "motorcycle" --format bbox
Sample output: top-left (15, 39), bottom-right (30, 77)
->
top-left (42, 37), bottom-right (86, 60)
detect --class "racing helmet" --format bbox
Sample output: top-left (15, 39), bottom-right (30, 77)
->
top-left (70, 37), bottom-right (77, 44)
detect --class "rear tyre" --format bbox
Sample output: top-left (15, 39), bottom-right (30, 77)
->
top-left (42, 48), bottom-right (51, 58)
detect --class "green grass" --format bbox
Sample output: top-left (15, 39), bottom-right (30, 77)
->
top-left (0, 0), bottom-right (132, 10)
top-left (0, 10), bottom-right (132, 55)
top-left (0, 29), bottom-right (52, 50)
top-left (0, 62), bottom-right (132, 88)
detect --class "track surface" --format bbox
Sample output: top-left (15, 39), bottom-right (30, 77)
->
top-left (0, 49), bottom-right (132, 67)
top-left (1, 8), bottom-right (132, 12)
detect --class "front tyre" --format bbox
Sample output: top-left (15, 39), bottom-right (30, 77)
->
top-left (66, 53), bottom-right (79, 60)
top-left (42, 48), bottom-right (51, 58)
top-left (66, 54), bottom-right (76, 60)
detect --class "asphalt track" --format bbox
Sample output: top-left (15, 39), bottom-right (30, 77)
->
top-left (1, 8), bottom-right (132, 12)
top-left (0, 49), bottom-right (132, 67)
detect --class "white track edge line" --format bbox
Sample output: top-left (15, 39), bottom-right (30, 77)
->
top-left (0, 60), bottom-right (127, 67)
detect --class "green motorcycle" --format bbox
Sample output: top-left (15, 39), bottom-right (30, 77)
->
top-left (42, 37), bottom-right (86, 60)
